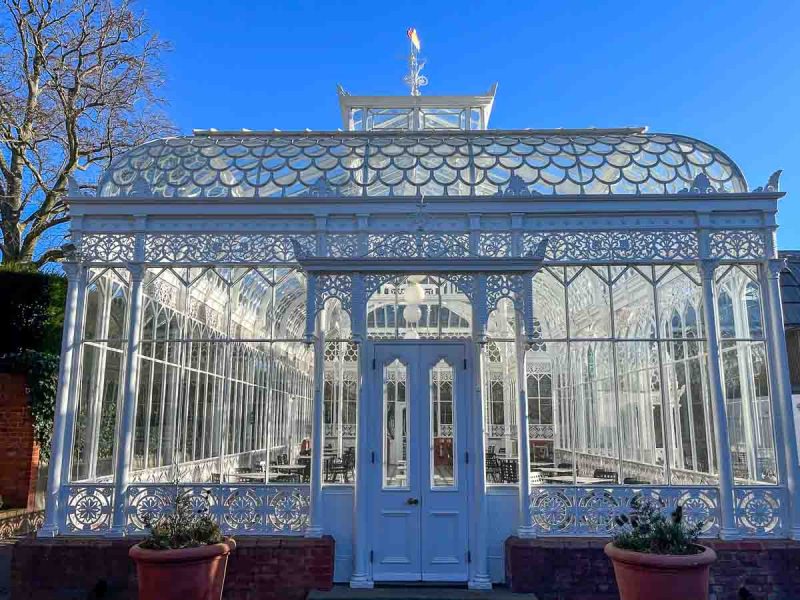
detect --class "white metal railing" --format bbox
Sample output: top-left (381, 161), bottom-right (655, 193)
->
top-left (528, 485), bottom-right (721, 537)
top-left (58, 483), bottom-right (311, 536)
top-left (60, 484), bottom-right (115, 535)
top-left (734, 486), bottom-right (787, 537)
top-left (528, 423), bottom-right (554, 440)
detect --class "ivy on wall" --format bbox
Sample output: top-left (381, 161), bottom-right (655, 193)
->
top-left (0, 268), bottom-right (66, 461)
top-left (2, 351), bottom-right (59, 461)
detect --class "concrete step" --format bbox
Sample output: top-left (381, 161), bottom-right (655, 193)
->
top-left (309, 584), bottom-right (536, 599)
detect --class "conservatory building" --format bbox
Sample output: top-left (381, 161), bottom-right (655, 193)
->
top-left (40, 82), bottom-right (800, 588)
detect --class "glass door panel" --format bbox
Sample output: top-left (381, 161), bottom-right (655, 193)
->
top-left (430, 359), bottom-right (456, 488)
top-left (383, 359), bottom-right (408, 488)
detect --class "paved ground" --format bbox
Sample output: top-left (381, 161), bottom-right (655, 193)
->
top-left (0, 539), bottom-right (12, 600)
top-left (309, 584), bottom-right (537, 599)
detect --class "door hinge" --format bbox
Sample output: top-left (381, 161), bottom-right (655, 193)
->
top-left (465, 451), bottom-right (469, 465)
top-left (370, 550), bottom-right (374, 563)
top-left (372, 358), bottom-right (376, 370)
top-left (371, 451), bottom-right (375, 464)
top-left (463, 358), bottom-right (468, 370)
top-left (467, 550), bottom-right (472, 563)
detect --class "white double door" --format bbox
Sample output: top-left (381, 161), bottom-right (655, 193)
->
top-left (368, 341), bottom-right (471, 582)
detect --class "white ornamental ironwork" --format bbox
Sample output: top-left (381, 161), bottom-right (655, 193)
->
top-left (529, 486), bottom-right (720, 537)
top-left (125, 484), bottom-right (311, 535)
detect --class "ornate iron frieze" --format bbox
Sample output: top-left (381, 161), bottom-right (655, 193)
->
top-left (80, 234), bottom-right (136, 262)
top-left (529, 486), bottom-right (720, 537)
top-left (734, 486), bottom-right (786, 537)
top-left (710, 230), bottom-right (766, 260)
top-left (76, 229), bottom-right (766, 263)
top-left (143, 233), bottom-right (315, 263)
top-left (522, 230), bottom-right (700, 261)
top-left (125, 484), bottom-right (310, 535)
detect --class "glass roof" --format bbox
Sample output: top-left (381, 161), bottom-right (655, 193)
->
top-left (97, 128), bottom-right (748, 198)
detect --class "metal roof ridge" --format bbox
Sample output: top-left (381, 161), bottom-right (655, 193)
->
top-left (190, 126), bottom-right (649, 137)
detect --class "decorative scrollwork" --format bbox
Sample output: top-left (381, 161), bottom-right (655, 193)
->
top-left (528, 486), bottom-right (719, 537)
top-left (0, 509), bottom-right (43, 540)
top-left (327, 234), bottom-right (359, 258)
top-left (487, 273), bottom-right (524, 313)
top-left (480, 233), bottom-right (512, 257)
top-left (734, 487), bottom-right (785, 537)
top-left (124, 484), bottom-right (310, 535)
top-left (63, 485), bottom-right (114, 533)
top-left (317, 274), bottom-right (352, 315)
top-left (80, 234), bottom-right (136, 262)
top-left (144, 233), bottom-right (315, 263)
top-left (679, 173), bottom-right (724, 194)
top-left (522, 231), bottom-right (699, 261)
top-left (710, 230), bottom-right (766, 260)
top-left (528, 423), bottom-right (554, 440)
top-left (367, 233), bottom-right (470, 258)
top-left (753, 170), bottom-right (782, 193)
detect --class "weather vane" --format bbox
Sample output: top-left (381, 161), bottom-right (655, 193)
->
top-left (403, 27), bottom-right (428, 96)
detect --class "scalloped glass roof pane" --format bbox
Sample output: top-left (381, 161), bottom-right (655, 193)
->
top-left (96, 131), bottom-right (749, 198)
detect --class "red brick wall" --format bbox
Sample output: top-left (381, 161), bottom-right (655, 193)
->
top-left (11, 535), bottom-right (335, 600)
top-left (0, 373), bottom-right (39, 510)
top-left (506, 536), bottom-right (800, 600)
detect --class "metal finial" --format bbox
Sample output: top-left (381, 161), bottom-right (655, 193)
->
top-left (403, 28), bottom-right (428, 96)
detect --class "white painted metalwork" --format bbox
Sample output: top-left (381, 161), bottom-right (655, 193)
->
top-left (96, 131), bottom-right (747, 200)
top-left (42, 78), bottom-right (800, 588)
top-left (529, 486), bottom-right (721, 537)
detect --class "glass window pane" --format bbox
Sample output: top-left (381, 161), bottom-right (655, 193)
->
top-left (567, 267), bottom-right (611, 338)
top-left (570, 341), bottom-right (618, 483)
top-left (323, 341), bottom-right (359, 485)
top-left (431, 359), bottom-right (455, 488)
top-left (721, 340), bottom-right (777, 483)
top-left (71, 341), bottom-right (125, 481)
top-left (383, 359), bottom-right (408, 488)
top-left (615, 341), bottom-right (666, 484)
top-left (611, 266), bottom-right (655, 339)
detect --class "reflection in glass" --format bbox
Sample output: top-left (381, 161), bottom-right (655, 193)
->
top-left (383, 359), bottom-right (408, 488)
top-left (431, 360), bottom-right (455, 488)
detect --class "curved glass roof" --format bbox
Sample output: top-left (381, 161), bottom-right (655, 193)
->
top-left (97, 128), bottom-right (748, 198)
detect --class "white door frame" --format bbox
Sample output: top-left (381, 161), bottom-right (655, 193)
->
top-left (365, 339), bottom-right (473, 583)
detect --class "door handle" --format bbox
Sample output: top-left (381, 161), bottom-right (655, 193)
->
top-left (406, 497), bottom-right (419, 505)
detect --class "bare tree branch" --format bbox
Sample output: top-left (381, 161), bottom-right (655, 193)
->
top-left (0, 0), bottom-right (174, 266)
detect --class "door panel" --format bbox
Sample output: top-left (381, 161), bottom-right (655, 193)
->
top-left (419, 351), bottom-right (469, 580)
top-left (371, 342), bottom-right (470, 583)
top-left (372, 353), bottom-right (420, 579)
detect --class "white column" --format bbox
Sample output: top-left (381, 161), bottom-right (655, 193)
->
top-left (350, 273), bottom-right (373, 588)
top-left (514, 317), bottom-right (534, 537)
top-left (761, 259), bottom-right (800, 538)
top-left (699, 259), bottom-right (740, 539)
top-left (468, 274), bottom-right (492, 590)
top-left (306, 309), bottom-right (326, 537)
top-left (109, 262), bottom-right (146, 535)
top-left (40, 261), bottom-right (85, 537)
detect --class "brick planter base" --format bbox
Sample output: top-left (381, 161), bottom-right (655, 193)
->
top-left (11, 535), bottom-right (334, 600)
top-left (506, 536), bottom-right (800, 600)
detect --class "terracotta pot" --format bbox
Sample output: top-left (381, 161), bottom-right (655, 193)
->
top-left (604, 542), bottom-right (716, 600)
top-left (129, 538), bottom-right (236, 600)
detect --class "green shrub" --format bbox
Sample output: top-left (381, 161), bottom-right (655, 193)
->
top-left (0, 267), bottom-right (66, 355)
top-left (139, 487), bottom-right (224, 550)
top-left (611, 498), bottom-right (704, 555)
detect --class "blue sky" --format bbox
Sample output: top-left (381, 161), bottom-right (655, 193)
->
top-left (141, 0), bottom-right (800, 247)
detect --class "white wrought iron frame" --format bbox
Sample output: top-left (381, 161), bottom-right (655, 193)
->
top-left (38, 148), bottom-right (800, 597)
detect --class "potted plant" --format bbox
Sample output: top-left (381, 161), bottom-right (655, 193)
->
top-left (129, 488), bottom-right (235, 600)
top-left (604, 499), bottom-right (717, 600)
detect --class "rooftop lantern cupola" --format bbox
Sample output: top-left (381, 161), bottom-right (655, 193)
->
top-left (337, 28), bottom-right (497, 131)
